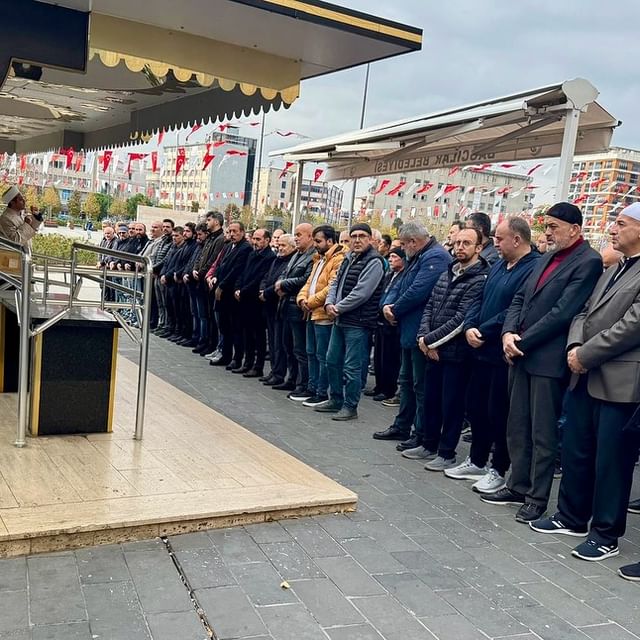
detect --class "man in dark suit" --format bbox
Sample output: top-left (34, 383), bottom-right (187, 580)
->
top-left (529, 202), bottom-right (640, 566)
top-left (211, 221), bottom-right (252, 368)
top-left (481, 203), bottom-right (602, 524)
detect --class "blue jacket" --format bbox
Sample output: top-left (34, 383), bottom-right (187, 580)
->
top-left (390, 238), bottom-right (452, 349)
top-left (464, 251), bottom-right (541, 364)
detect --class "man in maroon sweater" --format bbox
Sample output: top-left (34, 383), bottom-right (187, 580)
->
top-left (481, 203), bottom-right (602, 524)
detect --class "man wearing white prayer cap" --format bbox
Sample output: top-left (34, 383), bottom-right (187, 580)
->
top-left (0, 185), bottom-right (42, 247)
top-left (530, 201), bottom-right (640, 568)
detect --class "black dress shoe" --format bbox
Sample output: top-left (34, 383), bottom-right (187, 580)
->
top-left (363, 389), bottom-right (377, 397)
top-left (225, 361), bottom-right (239, 371)
top-left (192, 344), bottom-right (209, 354)
top-left (181, 340), bottom-right (198, 348)
top-left (243, 369), bottom-right (263, 378)
top-left (210, 359), bottom-right (231, 367)
top-left (628, 498), bottom-right (640, 514)
top-left (272, 381), bottom-right (296, 391)
top-left (258, 374), bottom-right (272, 382)
top-left (231, 366), bottom-right (249, 374)
top-left (373, 426), bottom-right (410, 441)
top-left (263, 377), bottom-right (283, 386)
top-left (168, 334), bottom-right (182, 342)
top-left (396, 436), bottom-right (419, 452)
top-left (515, 503), bottom-right (546, 524)
top-left (480, 487), bottom-right (526, 506)
top-left (373, 393), bottom-right (387, 402)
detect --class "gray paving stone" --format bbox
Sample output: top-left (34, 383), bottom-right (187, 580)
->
top-left (280, 521), bottom-right (345, 558)
top-left (419, 614), bottom-right (488, 640)
top-left (375, 573), bottom-right (457, 618)
top-left (259, 541), bottom-right (324, 579)
top-left (75, 544), bottom-right (130, 584)
top-left (509, 605), bottom-right (593, 640)
top-left (580, 622), bottom-right (640, 640)
top-left (229, 562), bottom-right (298, 606)
top-left (0, 630), bottom-right (31, 640)
top-left (425, 518), bottom-right (492, 550)
top-left (124, 549), bottom-right (192, 614)
top-left (314, 556), bottom-right (386, 597)
top-left (436, 587), bottom-right (528, 638)
top-left (467, 545), bottom-right (547, 585)
top-left (339, 538), bottom-right (407, 575)
top-left (351, 595), bottom-right (434, 640)
top-left (145, 611), bottom-right (208, 640)
top-left (325, 624), bottom-right (384, 640)
top-left (0, 591), bottom-right (28, 633)
top-left (83, 581), bottom-right (151, 640)
top-left (391, 551), bottom-right (467, 590)
top-left (289, 579), bottom-right (363, 626)
top-left (354, 521), bottom-right (421, 553)
top-left (27, 555), bottom-right (86, 625)
top-left (168, 532), bottom-right (214, 551)
top-left (0, 558), bottom-right (26, 592)
top-left (120, 538), bottom-right (164, 553)
top-left (31, 622), bottom-right (92, 640)
top-left (520, 581), bottom-right (608, 626)
top-left (258, 604), bottom-right (327, 640)
top-left (243, 522), bottom-right (292, 544)
top-left (196, 586), bottom-right (266, 639)
top-left (174, 548), bottom-right (237, 590)
top-left (209, 528), bottom-right (267, 565)
top-left (312, 514), bottom-right (364, 540)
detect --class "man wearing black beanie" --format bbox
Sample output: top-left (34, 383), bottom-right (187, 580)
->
top-left (481, 202), bottom-right (602, 525)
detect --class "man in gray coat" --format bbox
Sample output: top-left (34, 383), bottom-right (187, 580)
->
top-left (530, 202), bottom-right (640, 565)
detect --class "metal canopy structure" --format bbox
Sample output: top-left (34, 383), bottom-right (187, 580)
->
top-left (0, 0), bottom-right (422, 153)
top-left (272, 78), bottom-right (620, 225)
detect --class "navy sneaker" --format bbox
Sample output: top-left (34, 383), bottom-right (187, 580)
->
top-left (529, 513), bottom-right (588, 537)
top-left (571, 539), bottom-right (619, 562)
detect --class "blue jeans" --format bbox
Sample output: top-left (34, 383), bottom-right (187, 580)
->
top-left (307, 322), bottom-right (332, 397)
top-left (327, 324), bottom-right (370, 410)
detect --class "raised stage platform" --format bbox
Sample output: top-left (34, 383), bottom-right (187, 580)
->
top-left (0, 358), bottom-right (357, 557)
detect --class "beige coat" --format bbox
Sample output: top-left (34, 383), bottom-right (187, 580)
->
top-left (568, 259), bottom-right (640, 403)
top-left (297, 243), bottom-right (346, 322)
top-left (0, 208), bottom-right (38, 247)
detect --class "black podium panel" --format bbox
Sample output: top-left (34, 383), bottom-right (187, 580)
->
top-left (35, 324), bottom-right (116, 435)
top-left (0, 305), bottom-right (19, 392)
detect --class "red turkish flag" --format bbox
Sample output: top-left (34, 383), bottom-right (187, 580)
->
top-left (175, 147), bottom-right (186, 174)
top-left (151, 151), bottom-right (158, 173)
top-left (186, 123), bottom-right (202, 140)
top-left (157, 129), bottom-right (165, 145)
top-left (527, 163), bottom-right (543, 176)
top-left (589, 178), bottom-right (607, 189)
top-left (571, 171), bottom-right (588, 183)
top-left (415, 182), bottom-right (434, 195)
top-left (101, 150), bottom-right (113, 173)
top-left (387, 180), bottom-right (407, 196)
top-left (372, 179), bottom-right (390, 195)
top-left (496, 186), bottom-right (511, 195)
top-left (202, 144), bottom-right (215, 171)
top-left (127, 153), bottom-right (147, 175)
top-left (74, 153), bottom-right (83, 172)
top-left (573, 194), bottom-right (588, 205)
top-left (278, 162), bottom-right (295, 179)
top-left (448, 165), bottom-right (460, 177)
top-left (443, 184), bottom-right (458, 195)
top-left (61, 147), bottom-right (74, 169)
top-left (313, 168), bottom-right (324, 182)
top-left (211, 141), bottom-right (226, 148)
top-left (225, 150), bottom-right (248, 157)
top-left (218, 124), bottom-right (231, 132)
top-left (500, 163), bottom-right (517, 169)
top-left (19, 154), bottom-right (26, 172)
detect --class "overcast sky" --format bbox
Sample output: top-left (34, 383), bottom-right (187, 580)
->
top-left (230, 0), bottom-right (638, 200)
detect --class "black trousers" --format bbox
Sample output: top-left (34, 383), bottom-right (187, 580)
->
top-left (289, 317), bottom-right (308, 390)
top-left (229, 299), bottom-right (246, 364)
top-left (468, 359), bottom-right (510, 476)
top-left (373, 324), bottom-right (401, 398)
top-left (506, 361), bottom-right (565, 507)
top-left (557, 378), bottom-right (638, 545)
top-left (422, 360), bottom-right (471, 459)
top-left (243, 300), bottom-right (267, 370)
top-left (273, 316), bottom-right (297, 384)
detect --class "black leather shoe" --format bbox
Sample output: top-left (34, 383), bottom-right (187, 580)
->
top-left (373, 426), bottom-right (410, 441)
top-left (168, 334), bottom-right (182, 342)
top-left (363, 389), bottom-right (377, 397)
top-left (192, 344), bottom-right (209, 354)
top-left (396, 436), bottom-right (419, 451)
top-left (515, 503), bottom-right (546, 523)
top-left (225, 361), bottom-right (239, 371)
top-left (480, 487), bottom-right (526, 506)
top-left (272, 381), bottom-right (296, 391)
top-left (258, 374), bottom-right (272, 382)
top-left (243, 369), bottom-right (263, 378)
top-left (263, 377), bottom-right (283, 386)
top-left (210, 359), bottom-right (231, 367)
top-left (629, 498), bottom-right (640, 514)
top-left (231, 366), bottom-right (249, 374)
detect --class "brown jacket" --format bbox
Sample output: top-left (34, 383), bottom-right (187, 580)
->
top-left (297, 243), bottom-right (346, 321)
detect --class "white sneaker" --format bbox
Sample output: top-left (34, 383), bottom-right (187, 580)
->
top-left (472, 468), bottom-right (506, 494)
top-left (424, 456), bottom-right (456, 472)
top-left (401, 446), bottom-right (437, 461)
top-left (205, 350), bottom-right (220, 360)
top-left (444, 456), bottom-right (488, 480)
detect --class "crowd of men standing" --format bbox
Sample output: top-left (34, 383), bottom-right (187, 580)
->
top-left (98, 202), bottom-right (640, 582)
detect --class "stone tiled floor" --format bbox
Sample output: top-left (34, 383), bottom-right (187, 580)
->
top-left (1, 335), bottom-right (639, 639)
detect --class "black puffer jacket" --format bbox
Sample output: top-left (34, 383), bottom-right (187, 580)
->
top-left (417, 258), bottom-right (489, 362)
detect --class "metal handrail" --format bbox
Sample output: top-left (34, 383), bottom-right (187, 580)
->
top-left (0, 236), bottom-right (32, 447)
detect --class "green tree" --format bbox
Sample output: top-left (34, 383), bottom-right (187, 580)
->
top-left (392, 217), bottom-right (404, 232)
top-left (109, 197), bottom-right (127, 218)
top-left (240, 205), bottom-right (254, 229)
top-left (126, 193), bottom-right (152, 218)
top-left (224, 203), bottom-right (241, 225)
top-left (94, 193), bottom-right (110, 219)
top-left (67, 190), bottom-right (82, 217)
top-left (42, 186), bottom-right (61, 214)
top-left (24, 185), bottom-right (42, 211)
top-left (84, 192), bottom-right (102, 220)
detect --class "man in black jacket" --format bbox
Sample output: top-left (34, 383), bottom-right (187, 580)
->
top-left (413, 227), bottom-right (489, 471)
top-left (158, 226), bottom-right (185, 338)
top-left (152, 219), bottom-right (175, 336)
top-left (212, 222), bottom-right (253, 368)
top-left (482, 203), bottom-right (602, 524)
top-left (467, 212), bottom-right (499, 266)
top-left (234, 229), bottom-right (275, 376)
top-left (273, 223), bottom-right (316, 396)
top-left (259, 234), bottom-right (297, 385)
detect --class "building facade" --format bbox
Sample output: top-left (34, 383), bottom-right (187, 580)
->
top-left (569, 147), bottom-right (640, 239)
top-left (364, 167), bottom-right (534, 224)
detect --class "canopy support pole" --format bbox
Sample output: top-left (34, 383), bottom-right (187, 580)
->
top-left (555, 108), bottom-right (581, 202)
top-left (291, 161), bottom-right (305, 231)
